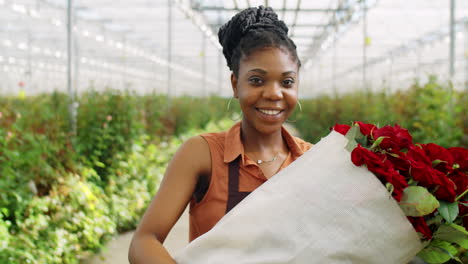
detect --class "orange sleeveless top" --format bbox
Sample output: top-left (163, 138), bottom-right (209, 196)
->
top-left (188, 122), bottom-right (312, 242)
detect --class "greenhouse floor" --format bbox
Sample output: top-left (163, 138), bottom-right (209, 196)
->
top-left (82, 206), bottom-right (189, 264)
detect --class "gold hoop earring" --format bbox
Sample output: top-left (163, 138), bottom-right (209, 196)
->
top-left (286, 100), bottom-right (302, 123)
top-left (227, 97), bottom-right (233, 111)
top-left (226, 97), bottom-right (242, 121)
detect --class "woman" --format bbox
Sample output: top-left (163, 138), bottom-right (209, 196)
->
top-left (128, 6), bottom-right (312, 263)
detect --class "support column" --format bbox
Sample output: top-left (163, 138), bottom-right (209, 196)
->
top-left (167, 0), bottom-right (173, 107)
top-left (448, 0), bottom-right (455, 117)
top-left (67, 0), bottom-right (76, 134)
top-left (202, 33), bottom-right (206, 97)
top-left (362, 0), bottom-right (368, 95)
top-left (27, 31), bottom-right (32, 94)
top-left (465, 22), bottom-right (468, 91)
top-left (449, 0), bottom-right (455, 80)
top-left (332, 10), bottom-right (337, 97)
top-left (74, 29), bottom-right (79, 96)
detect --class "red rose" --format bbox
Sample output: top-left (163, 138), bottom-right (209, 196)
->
top-left (407, 216), bottom-right (432, 239)
top-left (448, 147), bottom-right (468, 171)
top-left (367, 166), bottom-right (408, 201)
top-left (332, 124), bottom-right (351, 135)
top-left (407, 145), bottom-right (431, 166)
top-left (351, 145), bottom-right (384, 167)
top-left (433, 176), bottom-right (457, 202)
top-left (386, 151), bottom-right (411, 174)
top-left (393, 124), bottom-right (413, 149)
top-left (408, 158), bottom-right (442, 187)
top-left (373, 125), bottom-right (412, 151)
top-left (460, 202), bottom-right (468, 217)
top-left (351, 146), bottom-right (408, 201)
top-left (422, 143), bottom-right (454, 174)
top-left (354, 121), bottom-right (377, 136)
top-left (448, 170), bottom-right (468, 196)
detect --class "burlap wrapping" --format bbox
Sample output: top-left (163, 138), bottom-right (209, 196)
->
top-left (174, 131), bottom-right (423, 264)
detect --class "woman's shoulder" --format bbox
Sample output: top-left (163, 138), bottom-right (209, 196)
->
top-left (198, 128), bottom-right (230, 148)
top-left (179, 129), bottom-right (229, 161)
top-left (175, 135), bottom-right (212, 176)
top-left (199, 129), bottom-right (228, 140)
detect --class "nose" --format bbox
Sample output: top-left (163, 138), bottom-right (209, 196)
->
top-left (262, 82), bottom-right (283, 100)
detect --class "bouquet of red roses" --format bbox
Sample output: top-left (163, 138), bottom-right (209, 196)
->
top-left (174, 121), bottom-right (465, 264)
top-left (333, 122), bottom-right (468, 263)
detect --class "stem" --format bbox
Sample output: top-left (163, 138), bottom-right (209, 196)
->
top-left (455, 188), bottom-right (468, 202)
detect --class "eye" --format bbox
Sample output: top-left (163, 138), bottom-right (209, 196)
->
top-left (248, 77), bottom-right (264, 86)
top-left (282, 78), bottom-right (295, 87)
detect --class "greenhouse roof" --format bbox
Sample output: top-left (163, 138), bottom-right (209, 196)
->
top-left (1, 0), bottom-right (467, 97)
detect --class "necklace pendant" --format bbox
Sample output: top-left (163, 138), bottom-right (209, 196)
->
top-left (257, 160), bottom-right (262, 164)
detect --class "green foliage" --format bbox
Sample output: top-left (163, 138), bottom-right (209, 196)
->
top-left (0, 92), bottom-right (76, 235)
top-left (433, 224), bottom-right (468, 249)
top-left (0, 88), bottom-right (233, 264)
top-left (0, 175), bottom-right (115, 264)
top-left (0, 77), bottom-right (464, 263)
top-left (403, 76), bottom-right (463, 147)
top-left (295, 76), bottom-right (465, 148)
top-left (438, 201), bottom-right (460, 224)
top-left (75, 89), bottom-right (143, 186)
top-left (398, 186), bottom-right (440, 217)
top-left (417, 239), bottom-right (462, 264)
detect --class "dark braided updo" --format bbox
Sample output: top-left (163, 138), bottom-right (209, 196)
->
top-left (218, 6), bottom-right (301, 77)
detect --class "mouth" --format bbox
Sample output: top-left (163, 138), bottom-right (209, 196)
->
top-left (256, 108), bottom-right (284, 116)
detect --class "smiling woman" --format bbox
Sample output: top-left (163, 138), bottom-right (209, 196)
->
top-left (128, 5), bottom-right (312, 264)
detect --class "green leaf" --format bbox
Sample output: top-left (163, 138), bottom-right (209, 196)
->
top-left (0, 208), bottom-right (9, 217)
top-left (370, 136), bottom-right (387, 150)
top-left (433, 224), bottom-right (468, 249)
top-left (438, 201), bottom-right (459, 223)
top-left (386, 182), bottom-right (394, 195)
top-left (426, 214), bottom-right (444, 226)
top-left (386, 152), bottom-right (400, 158)
top-left (448, 223), bottom-right (468, 235)
top-left (94, 160), bottom-right (106, 168)
top-left (417, 240), bottom-right (458, 264)
top-left (344, 125), bottom-right (360, 152)
top-left (399, 186), bottom-right (440, 216)
top-left (345, 125), bottom-right (359, 141)
top-left (407, 178), bottom-right (419, 186)
top-left (355, 136), bottom-right (368, 147)
top-left (345, 139), bottom-right (358, 152)
top-left (432, 159), bottom-right (446, 167)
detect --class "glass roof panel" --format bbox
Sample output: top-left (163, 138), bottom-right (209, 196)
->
top-left (0, 0), bottom-right (466, 97)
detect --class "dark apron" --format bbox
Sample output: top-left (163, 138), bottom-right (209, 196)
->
top-left (225, 157), bottom-right (251, 214)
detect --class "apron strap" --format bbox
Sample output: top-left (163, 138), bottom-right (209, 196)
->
top-left (226, 157), bottom-right (251, 213)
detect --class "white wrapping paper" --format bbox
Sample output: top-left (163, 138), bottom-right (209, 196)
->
top-left (174, 131), bottom-right (423, 264)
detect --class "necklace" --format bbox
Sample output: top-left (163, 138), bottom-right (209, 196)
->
top-left (255, 153), bottom-right (278, 165)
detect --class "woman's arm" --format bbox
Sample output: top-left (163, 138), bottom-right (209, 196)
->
top-left (128, 136), bottom-right (211, 264)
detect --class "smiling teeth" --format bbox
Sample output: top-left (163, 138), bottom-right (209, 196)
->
top-left (258, 109), bottom-right (281, 115)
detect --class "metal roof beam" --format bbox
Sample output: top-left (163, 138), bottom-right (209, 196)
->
top-left (208, 23), bottom-right (334, 28)
top-left (196, 7), bottom-right (348, 12)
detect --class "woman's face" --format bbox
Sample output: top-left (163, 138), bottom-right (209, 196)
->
top-left (231, 47), bottom-right (299, 135)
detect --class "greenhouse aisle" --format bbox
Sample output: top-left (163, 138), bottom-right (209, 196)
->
top-left (82, 207), bottom-right (189, 264)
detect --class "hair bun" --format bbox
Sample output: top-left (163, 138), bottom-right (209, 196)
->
top-left (218, 5), bottom-right (288, 69)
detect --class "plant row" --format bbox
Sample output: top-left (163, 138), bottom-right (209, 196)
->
top-left (0, 77), bottom-right (465, 263)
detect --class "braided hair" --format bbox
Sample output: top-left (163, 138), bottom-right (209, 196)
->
top-left (218, 5), bottom-right (301, 77)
